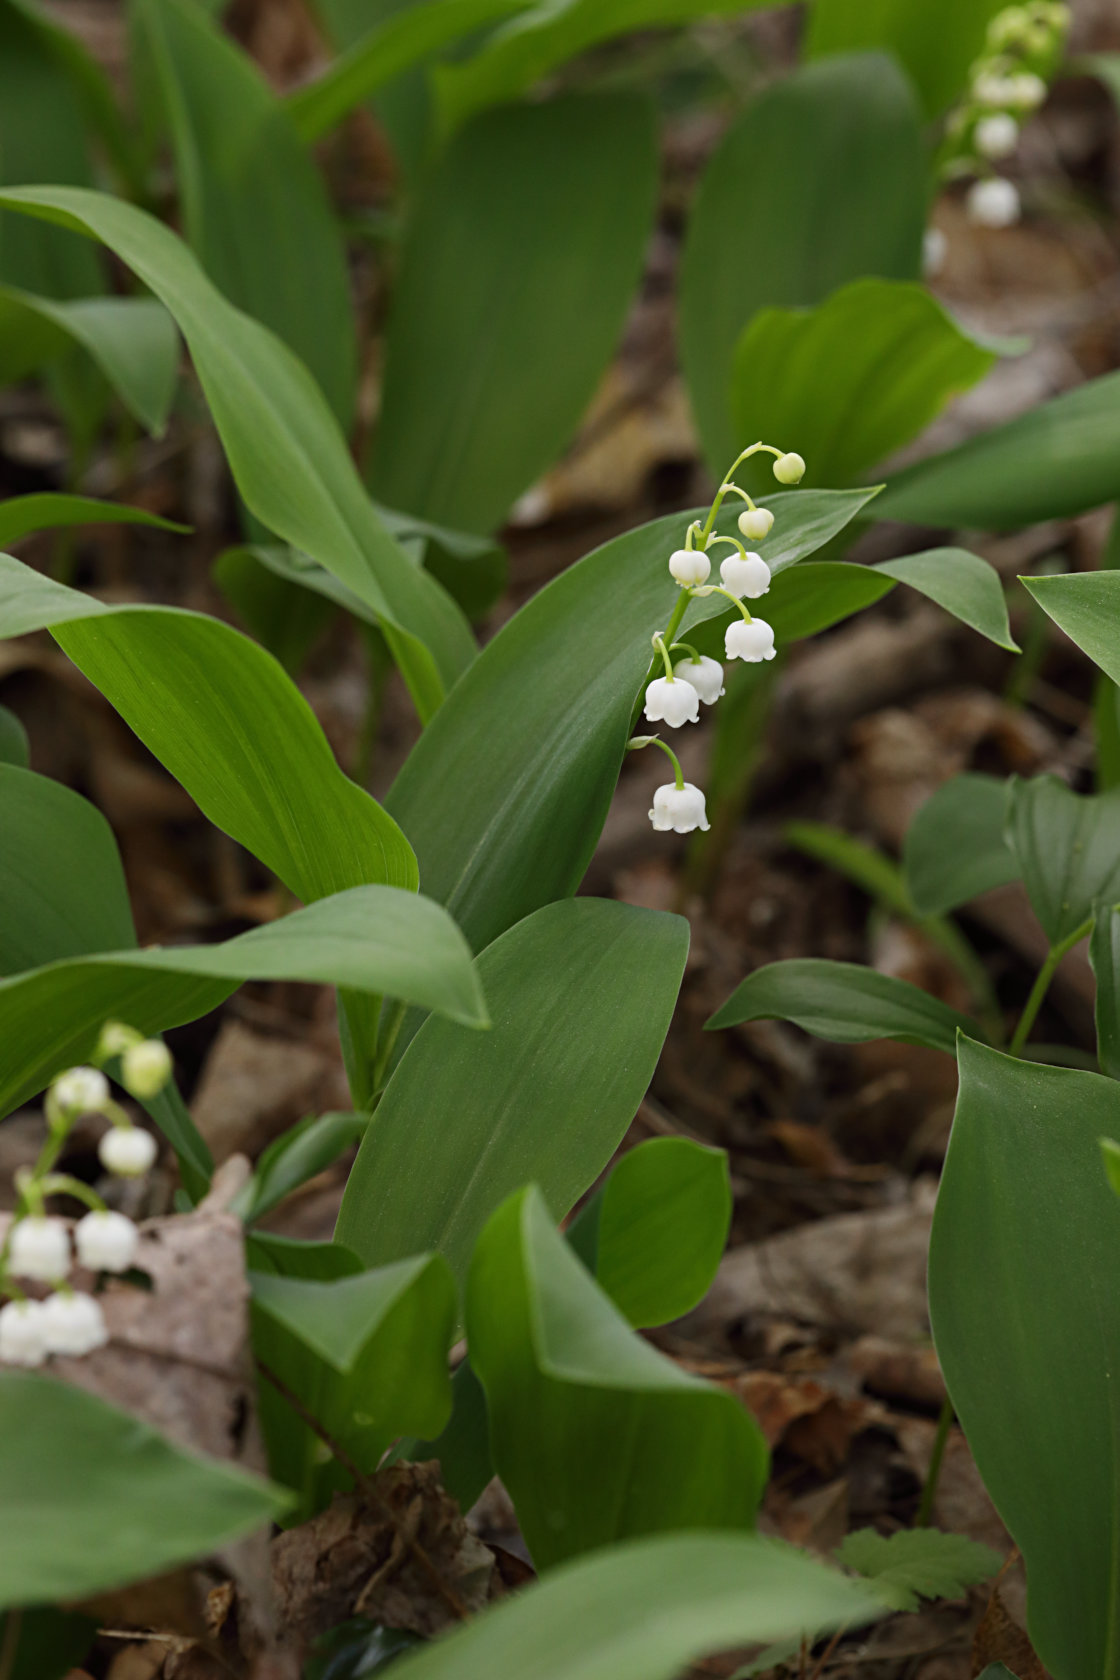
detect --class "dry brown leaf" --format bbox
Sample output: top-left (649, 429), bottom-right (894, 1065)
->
top-left (191, 1020), bottom-right (347, 1164)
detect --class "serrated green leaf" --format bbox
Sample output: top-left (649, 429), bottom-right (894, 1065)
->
top-left (706, 958), bottom-right (978, 1053)
top-left (834, 1527), bottom-right (1002, 1613)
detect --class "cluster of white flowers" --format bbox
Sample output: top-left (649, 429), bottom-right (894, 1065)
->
top-left (0, 1026), bottom-right (172, 1368)
top-left (634, 444), bottom-right (805, 836)
top-left (922, 2), bottom-right (1069, 269)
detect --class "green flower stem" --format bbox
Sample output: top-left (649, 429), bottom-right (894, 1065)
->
top-left (668, 642), bottom-right (701, 664)
top-left (627, 734), bottom-right (685, 790)
top-left (696, 584), bottom-right (753, 623)
top-left (1008, 918), bottom-right (1094, 1056)
top-left (704, 534), bottom-right (747, 559)
top-left (651, 635), bottom-right (676, 682)
top-left (698, 442), bottom-right (782, 543)
top-left (38, 1173), bottom-right (106, 1213)
top-left (915, 1395), bottom-right (955, 1527)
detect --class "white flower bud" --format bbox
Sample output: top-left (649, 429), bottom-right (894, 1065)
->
top-left (1006, 72), bottom-right (1047, 109)
top-left (922, 226), bottom-right (948, 278)
top-left (75, 1210), bottom-right (140, 1273)
top-left (643, 676), bottom-right (700, 729)
top-left (99, 1126), bottom-right (158, 1178)
top-left (120, 1039), bottom-right (172, 1100)
top-left (773, 452), bottom-right (805, 485)
top-left (51, 1066), bottom-right (109, 1115)
top-left (672, 655), bottom-right (725, 705)
top-left (648, 782), bottom-right (710, 835)
top-left (737, 507), bottom-right (774, 542)
top-left (668, 548), bottom-right (711, 587)
top-left (0, 1299), bottom-right (47, 1367)
top-left (975, 113), bottom-right (1019, 159)
top-left (987, 7), bottom-right (1029, 48)
top-left (720, 553), bottom-right (771, 599)
top-left (967, 177), bottom-right (1021, 228)
top-left (972, 72), bottom-right (1017, 106)
top-left (9, 1216), bottom-right (70, 1282)
top-left (725, 618), bottom-right (777, 663)
top-left (40, 1291), bottom-right (108, 1357)
top-left (97, 1021), bottom-right (142, 1059)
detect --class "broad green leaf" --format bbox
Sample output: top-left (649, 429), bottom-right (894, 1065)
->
top-left (0, 186), bottom-right (474, 720)
top-left (252, 1254), bottom-right (455, 1516)
top-left (414, 1355), bottom-right (492, 1511)
top-left (680, 54), bottom-right (924, 474)
top-left (0, 1371), bottom-right (289, 1609)
top-left (0, 705), bottom-right (28, 767)
top-left (247, 1230), bottom-right (364, 1281)
top-left (706, 958), bottom-right (977, 1053)
top-left (1006, 775), bottom-right (1120, 947)
top-left (1101, 1136), bottom-right (1120, 1195)
top-left (0, 884), bottom-right (487, 1119)
top-left (213, 546), bottom-right (337, 675)
top-left (928, 1039), bottom-right (1120, 1680)
top-left (1085, 54), bottom-right (1120, 111)
top-left (874, 549), bottom-right (1019, 652)
top-left (0, 492), bottom-right (186, 548)
top-left (306, 1624), bottom-right (424, 1679)
top-left (368, 94), bottom-right (657, 535)
top-left (0, 1607), bottom-right (95, 1680)
top-left (1091, 908), bottom-right (1120, 1081)
top-left (0, 555), bottom-right (417, 904)
top-left (135, 0), bottom-right (356, 426)
top-left (234, 1111), bottom-right (369, 1224)
top-left (432, 0), bottom-right (770, 133)
top-left (387, 1530), bottom-right (881, 1680)
top-left (834, 1527), bottom-right (1002, 1613)
top-left (731, 280), bottom-right (1001, 488)
top-left (468, 1186), bottom-right (768, 1568)
top-left (310, 0), bottom-right (443, 177)
top-left (337, 898), bottom-right (688, 1284)
top-left (903, 774), bottom-right (1019, 916)
top-left (805, 0), bottom-right (1006, 117)
top-left (0, 764), bottom-right (134, 975)
top-left (785, 820), bottom-right (911, 917)
top-left (567, 1137), bottom-right (731, 1328)
top-left (877, 372), bottom-right (1120, 531)
top-left (763, 562), bottom-right (893, 642)
top-left (1024, 570), bottom-right (1120, 686)
top-left (387, 488), bottom-right (877, 960)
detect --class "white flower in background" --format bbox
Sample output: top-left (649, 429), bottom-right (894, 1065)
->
top-left (672, 655), bottom-right (725, 705)
top-left (120, 1039), bottom-right (173, 1100)
top-left (40, 1291), bottom-right (108, 1357)
top-left (967, 177), bottom-right (1021, 227)
top-left (737, 507), bottom-right (774, 542)
top-left (1006, 71), bottom-right (1047, 109)
top-left (773, 452), bottom-right (806, 484)
top-left (668, 547), bottom-right (711, 587)
top-left (52, 1066), bottom-right (109, 1116)
top-left (972, 71), bottom-right (1019, 105)
top-left (75, 1210), bottom-right (139, 1273)
top-left (922, 226), bottom-right (948, 277)
top-left (643, 676), bottom-right (700, 728)
top-left (0, 1299), bottom-right (47, 1366)
top-left (97, 1021), bottom-right (141, 1059)
top-left (99, 1126), bottom-right (158, 1178)
top-left (975, 112), bottom-right (1019, 159)
top-left (726, 618), bottom-right (777, 663)
top-left (720, 553), bottom-right (771, 599)
top-left (9, 1216), bottom-right (70, 1282)
top-left (648, 782), bottom-right (710, 834)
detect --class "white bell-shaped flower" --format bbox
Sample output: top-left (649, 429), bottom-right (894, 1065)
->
top-left (720, 553), bottom-right (771, 599)
top-left (52, 1066), bottom-right (109, 1115)
top-left (973, 71), bottom-right (1018, 105)
top-left (1007, 72), bottom-right (1046, 109)
top-left (672, 655), bottom-right (724, 705)
top-left (121, 1040), bottom-right (172, 1100)
top-left (9, 1216), bottom-right (70, 1282)
top-left (725, 618), bottom-right (777, 663)
top-left (75, 1210), bottom-right (140, 1274)
top-left (0, 1299), bottom-right (47, 1367)
top-left (773, 452), bottom-right (805, 484)
top-left (648, 782), bottom-right (710, 834)
top-left (737, 507), bottom-right (774, 542)
top-left (975, 112), bottom-right (1019, 159)
top-left (40, 1291), bottom-right (108, 1357)
top-left (99, 1126), bottom-right (158, 1178)
top-left (643, 676), bottom-right (700, 728)
top-left (922, 226), bottom-right (948, 278)
top-left (668, 548), bottom-right (711, 587)
top-left (967, 177), bottom-right (1020, 228)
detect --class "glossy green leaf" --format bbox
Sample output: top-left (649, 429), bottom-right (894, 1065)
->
top-left (0, 554), bottom-right (417, 904)
top-left (135, 0), bottom-right (356, 425)
top-left (0, 705), bottom-right (28, 767)
top-left (414, 1356), bottom-right (492, 1511)
top-left (680, 54), bottom-right (924, 474)
top-left (212, 546), bottom-right (337, 675)
top-left (247, 1230), bottom-right (364, 1281)
top-left (903, 774), bottom-right (1018, 916)
top-left (877, 371), bottom-right (1120, 531)
top-left (387, 488), bottom-right (877, 962)
top-left (234, 1111), bottom-right (369, 1224)
top-left (0, 1607), bottom-right (95, 1680)
top-left (834, 1528), bottom-right (1002, 1613)
top-left (368, 94), bottom-right (657, 535)
top-left (0, 764), bottom-right (134, 975)
top-left (1006, 775), bottom-right (1120, 946)
top-left (0, 288), bottom-right (179, 434)
top-left (874, 549), bottom-right (1019, 652)
top-left (388, 1530), bottom-right (881, 1680)
top-left (805, 0), bottom-right (1006, 116)
top-left (1101, 1136), bottom-right (1120, 1195)
top-left (929, 1039), bottom-right (1120, 1680)
top-left (337, 898), bottom-right (687, 1284)
top-left (0, 186), bottom-right (474, 720)
top-left (0, 492), bottom-right (187, 548)
top-left (1024, 569), bottom-right (1120, 685)
top-left (763, 561), bottom-right (893, 641)
top-left (1091, 908), bottom-right (1120, 1081)
top-left (731, 280), bottom-right (1001, 488)
top-left (0, 884), bottom-right (487, 1120)
top-left (568, 1137), bottom-right (731, 1328)
top-left (468, 1186), bottom-right (768, 1568)
top-left (706, 958), bottom-right (977, 1053)
top-left (309, 0), bottom-right (438, 177)
top-left (0, 1370), bottom-right (289, 1609)
top-left (252, 1254), bottom-right (455, 1516)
